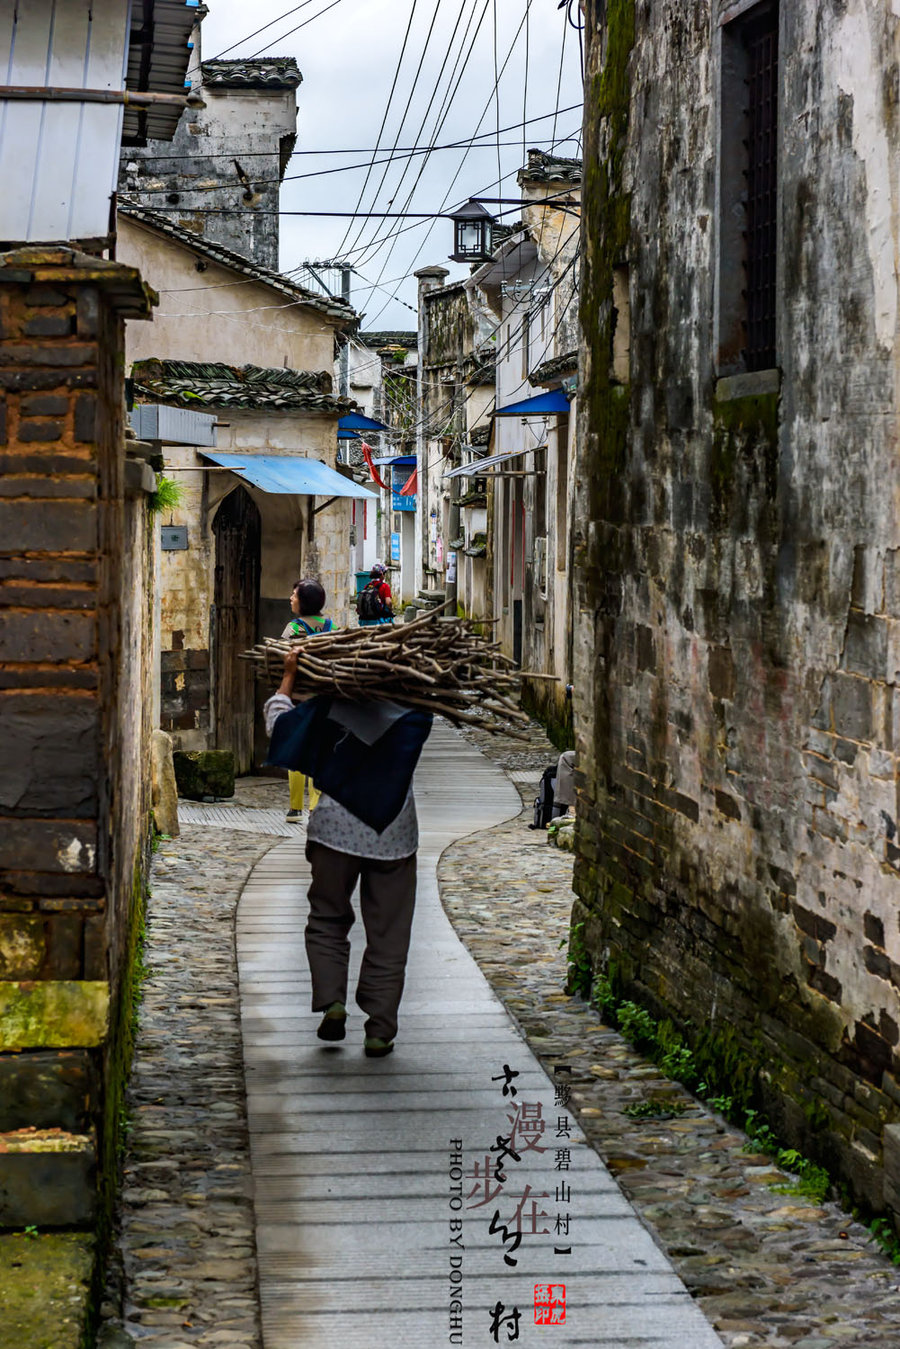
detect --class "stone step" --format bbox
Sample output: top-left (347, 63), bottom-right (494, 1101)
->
top-left (0, 1049), bottom-right (97, 1134)
top-left (0, 1128), bottom-right (96, 1227)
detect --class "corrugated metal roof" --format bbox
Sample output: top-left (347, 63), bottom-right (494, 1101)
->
top-left (201, 452), bottom-right (377, 499)
top-left (123, 1), bottom-right (198, 144)
top-left (493, 389), bottom-right (571, 417)
top-left (445, 446), bottom-right (542, 479)
top-left (0, 0), bottom-right (131, 242)
top-left (119, 204), bottom-right (357, 325)
top-left (339, 413), bottom-right (390, 432)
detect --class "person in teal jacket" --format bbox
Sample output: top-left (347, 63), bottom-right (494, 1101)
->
top-left (281, 578), bottom-right (334, 821)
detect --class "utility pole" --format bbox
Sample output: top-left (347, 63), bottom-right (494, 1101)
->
top-left (340, 264), bottom-right (352, 399)
top-left (300, 260), bottom-right (354, 458)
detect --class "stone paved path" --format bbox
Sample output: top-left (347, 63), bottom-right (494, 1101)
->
top-left (100, 715), bottom-right (900, 1349)
top-left (98, 832), bottom-right (275, 1349)
top-left (237, 721), bottom-right (723, 1348)
top-left (444, 722), bottom-right (900, 1349)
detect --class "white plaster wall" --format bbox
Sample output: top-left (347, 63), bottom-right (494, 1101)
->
top-left (119, 217), bottom-right (340, 374)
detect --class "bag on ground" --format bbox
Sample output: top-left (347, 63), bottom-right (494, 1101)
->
top-left (530, 764), bottom-right (566, 830)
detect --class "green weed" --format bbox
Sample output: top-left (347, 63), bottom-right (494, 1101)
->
top-left (565, 921), bottom-right (593, 999)
top-left (148, 475), bottom-right (184, 515)
top-left (624, 1099), bottom-right (688, 1119)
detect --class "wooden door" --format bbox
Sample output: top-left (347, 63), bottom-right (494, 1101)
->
top-left (213, 486), bottom-right (261, 775)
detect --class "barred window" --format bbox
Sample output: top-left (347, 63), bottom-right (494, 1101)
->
top-left (744, 8), bottom-right (778, 369)
top-left (718, 1), bottom-right (780, 375)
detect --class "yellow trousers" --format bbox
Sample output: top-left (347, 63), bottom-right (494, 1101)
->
top-left (289, 770), bottom-right (320, 812)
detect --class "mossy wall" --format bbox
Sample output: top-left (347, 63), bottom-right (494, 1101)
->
top-left (573, 0), bottom-right (900, 1218)
top-left (0, 261), bottom-right (157, 1337)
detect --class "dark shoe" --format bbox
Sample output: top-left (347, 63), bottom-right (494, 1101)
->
top-left (317, 1002), bottom-right (347, 1041)
top-left (285, 808), bottom-right (303, 822)
top-left (364, 1036), bottom-right (394, 1058)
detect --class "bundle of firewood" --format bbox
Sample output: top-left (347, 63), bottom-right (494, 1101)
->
top-left (240, 609), bottom-right (529, 734)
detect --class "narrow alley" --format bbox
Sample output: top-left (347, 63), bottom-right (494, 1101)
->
top-left (99, 721), bottom-right (900, 1349)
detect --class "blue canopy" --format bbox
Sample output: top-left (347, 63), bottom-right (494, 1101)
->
top-left (338, 412), bottom-right (390, 432)
top-left (202, 452), bottom-right (377, 499)
top-left (373, 455), bottom-right (416, 466)
top-left (493, 389), bottom-right (571, 417)
top-left (337, 428), bottom-right (361, 440)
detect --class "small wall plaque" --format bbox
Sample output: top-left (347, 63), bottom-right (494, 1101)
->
top-left (161, 525), bottom-right (188, 551)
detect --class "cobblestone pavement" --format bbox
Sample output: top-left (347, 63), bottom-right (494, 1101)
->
top-left (98, 827), bottom-right (276, 1349)
top-left (101, 726), bottom-right (900, 1348)
top-left (444, 722), bottom-right (900, 1348)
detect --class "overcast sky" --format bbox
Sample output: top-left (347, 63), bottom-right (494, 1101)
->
top-left (198, 0), bottom-right (584, 330)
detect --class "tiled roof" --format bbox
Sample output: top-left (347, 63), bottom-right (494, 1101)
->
top-left (518, 149), bottom-right (583, 185)
top-left (201, 58), bottom-right (302, 90)
top-left (466, 345), bottom-right (496, 387)
top-left (529, 350), bottom-right (578, 386)
top-left (360, 331), bottom-right (418, 348)
top-left (490, 222), bottom-right (521, 246)
top-left (131, 360), bottom-right (356, 413)
top-left (118, 204), bottom-right (357, 326)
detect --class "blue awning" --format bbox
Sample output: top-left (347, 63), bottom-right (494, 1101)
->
top-left (339, 412), bottom-right (391, 432)
top-left (493, 389), bottom-right (571, 417)
top-left (373, 454), bottom-right (416, 466)
top-left (337, 428), bottom-right (361, 440)
top-left (201, 452), bottom-right (377, 499)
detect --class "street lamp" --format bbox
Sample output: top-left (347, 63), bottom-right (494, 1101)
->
top-left (449, 199), bottom-right (495, 263)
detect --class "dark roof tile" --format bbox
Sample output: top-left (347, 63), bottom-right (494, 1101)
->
top-left (118, 204), bottom-right (356, 326)
top-left (131, 359), bottom-right (356, 413)
top-left (201, 58), bottom-right (302, 89)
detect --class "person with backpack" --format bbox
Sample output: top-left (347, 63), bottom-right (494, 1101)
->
top-left (356, 562), bottom-right (394, 625)
top-left (281, 578), bottom-right (335, 822)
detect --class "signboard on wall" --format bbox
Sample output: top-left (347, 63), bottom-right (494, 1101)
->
top-left (391, 532), bottom-right (401, 564)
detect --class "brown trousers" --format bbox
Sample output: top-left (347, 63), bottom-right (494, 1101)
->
top-left (305, 842), bottom-right (417, 1042)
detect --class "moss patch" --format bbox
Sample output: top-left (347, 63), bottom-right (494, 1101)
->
top-left (710, 390), bottom-right (780, 526)
top-left (0, 983), bottom-right (109, 1052)
top-left (522, 679), bottom-right (574, 750)
top-left (0, 1231), bottom-right (93, 1349)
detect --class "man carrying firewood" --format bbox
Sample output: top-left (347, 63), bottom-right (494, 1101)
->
top-left (263, 651), bottom-right (432, 1059)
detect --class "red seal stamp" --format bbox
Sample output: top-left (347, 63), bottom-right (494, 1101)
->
top-left (534, 1283), bottom-right (566, 1325)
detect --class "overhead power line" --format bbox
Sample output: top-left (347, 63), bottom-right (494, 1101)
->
top-left (332, 0), bottom-right (423, 259)
top-left (122, 104), bottom-right (583, 163)
top-left (247, 0), bottom-right (345, 57)
top-left (346, 0), bottom-right (491, 268)
top-left (209, 0), bottom-right (320, 60)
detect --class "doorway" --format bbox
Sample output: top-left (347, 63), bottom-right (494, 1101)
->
top-left (212, 486), bottom-right (261, 775)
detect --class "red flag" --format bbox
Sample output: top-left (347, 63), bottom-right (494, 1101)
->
top-left (361, 441), bottom-right (389, 490)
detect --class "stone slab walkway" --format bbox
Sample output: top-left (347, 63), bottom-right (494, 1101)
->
top-left (236, 721), bottom-right (723, 1348)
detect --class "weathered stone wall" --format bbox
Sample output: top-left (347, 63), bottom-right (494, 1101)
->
top-left (574, 0), bottom-right (900, 1214)
top-left (154, 411), bottom-right (353, 753)
top-left (117, 216), bottom-right (332, 372)
top-left (119, 71), bottom-right (297, 271)
top-left (0, 249), bottom-right (155, 1225)
top-left (416, 272), bottom-right (495, 607)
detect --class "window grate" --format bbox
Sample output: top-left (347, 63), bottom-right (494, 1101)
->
top-left (744, 13), bottom-right (778, 371)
